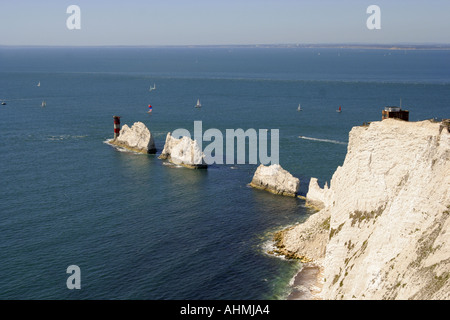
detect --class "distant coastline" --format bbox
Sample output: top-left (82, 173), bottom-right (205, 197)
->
top-left (1, 43), bottom-right (450, 50)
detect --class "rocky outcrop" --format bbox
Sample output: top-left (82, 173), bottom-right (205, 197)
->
top-left (305, 178), bottom-right (333, 210)
top-left (159, 133), bottom-right (207, 169)
top-left (278, 119), bottom-right (450, 300)
top-left (109, 121), bottom-right (156, 154)
top-left (249, 164), bottom-right (299, 197)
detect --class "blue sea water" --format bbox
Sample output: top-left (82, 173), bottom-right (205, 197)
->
top-left (0, 47), bottom-right (449, 299)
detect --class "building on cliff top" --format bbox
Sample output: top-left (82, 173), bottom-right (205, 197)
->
top-left (382, 106), bottom-right (409, 121)
top-left (440, 119), bottom-right (450, 133)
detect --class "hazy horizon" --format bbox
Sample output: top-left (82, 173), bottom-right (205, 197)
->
top-left (1, 42), bottom-right (450, 48)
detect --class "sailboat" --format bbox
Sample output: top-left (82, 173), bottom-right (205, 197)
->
top-left (147, 104), bottom-right (152, 113)
top-left (195, 99), bottom-right (202, 108)
top-left (336, 106), bottom-right (342, 113)
top-left (41, 100), bottom-right (46, 107)
top-left (37, 81), bottom-right (40, 87)
top-left (149, 83), bottom-right (156, 92)
top-left (297, 103), bottom-right (302, 111)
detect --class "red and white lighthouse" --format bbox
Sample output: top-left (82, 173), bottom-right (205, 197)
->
top-left (113, 115), bottom-right (121, 139)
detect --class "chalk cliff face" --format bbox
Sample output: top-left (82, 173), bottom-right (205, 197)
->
top-left (250, 164), bottom-right (300, 197)
top-left (111, 121), bottom-right (156, 154)
top-left (281, 119), bottom-right (450, 299)
top-left (159, 133), bottom-right (207, 169)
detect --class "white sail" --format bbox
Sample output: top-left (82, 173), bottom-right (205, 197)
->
top-left (195, 99), bottom-right (201, 108)
top-left (37, 81), bottom-right (40, 87)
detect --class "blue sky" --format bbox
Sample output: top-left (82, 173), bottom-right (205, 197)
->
top-left (1, 0), bottom-right (449, 46)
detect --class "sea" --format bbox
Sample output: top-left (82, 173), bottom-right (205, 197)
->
top-left (0, 46), bottom-right (449, 300)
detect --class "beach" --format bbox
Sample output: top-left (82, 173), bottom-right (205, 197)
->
top-left (287, 264), bottom-right (324, 300)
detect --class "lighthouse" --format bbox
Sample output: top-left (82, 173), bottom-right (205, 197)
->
top-left (113, 116), bottom-right (121, 139)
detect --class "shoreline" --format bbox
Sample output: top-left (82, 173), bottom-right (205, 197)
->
top-left (287, 263), bottom-right (324, 300)
top-left (270, 206), bottom-right (330, 300)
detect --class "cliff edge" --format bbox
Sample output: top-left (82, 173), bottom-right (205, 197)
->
top-left (280, 119), bottom-right (450, 299)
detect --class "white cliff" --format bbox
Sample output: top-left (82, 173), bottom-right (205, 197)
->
top-left (250, 164), bottom-right (300, 197)
top-left (279, 119), bottom-right (450, 299)
top-left (159, 132), bottom-right (207, 169)
top-left (110, 121), bottom-right (156, 154)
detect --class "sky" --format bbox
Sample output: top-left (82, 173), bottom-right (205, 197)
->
top-left (1, 0), bottom-right (449, 46)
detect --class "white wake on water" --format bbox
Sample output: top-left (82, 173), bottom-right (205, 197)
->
top-left (48, 135), bottom-right (87, 141)
top-left (298, 136), bottom-right (347, 145)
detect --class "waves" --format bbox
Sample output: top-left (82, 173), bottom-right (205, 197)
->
top-left (47, 135), bottom-right (87, 141)
top-left (298, 136), bottom-right (347, 145)
top-left (103, 139), bottom-right (143, 155)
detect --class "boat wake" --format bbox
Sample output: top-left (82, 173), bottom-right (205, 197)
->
top-left (298, 136), bottom-right (347, 145)
top-left (48, 135), bottom-right (87, 141)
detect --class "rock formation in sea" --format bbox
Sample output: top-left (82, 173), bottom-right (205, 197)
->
top-left (277, 119), bottom-right (450, 299)
top-left (158, 132), bottom-right (207, 169)
top-left (249, 164), bottom-right (300, 197)
top-left (305, 178), bottom-right (333, 210)
top-left (109, 121), bottom-right (157, 154)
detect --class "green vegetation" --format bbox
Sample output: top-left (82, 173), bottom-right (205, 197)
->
top-left (321, 216), bottom-right (331, 231)
top-left (329, 222), bottom-right (345, 239)
top-left (349, 206), bottom-right (384, 227)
